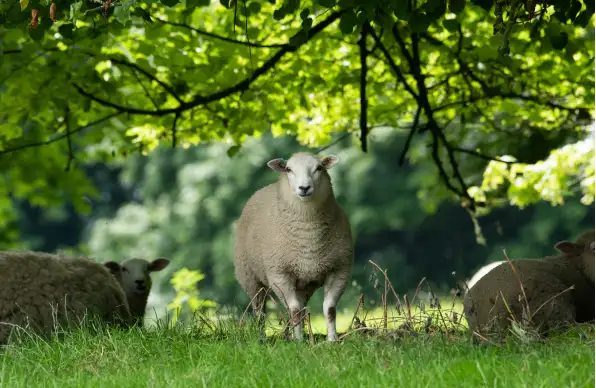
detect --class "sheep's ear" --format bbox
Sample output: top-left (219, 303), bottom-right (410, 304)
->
top-left (103, 261), bottom-right (121, 275)
top-left (554, 241), bottom-right (583, 254)
top-left (149, 257), bottom-right (170, 272)
top-left (320, 155), bottom-right (339, 169)
top-left (267, 158), bottom-right (287, 172)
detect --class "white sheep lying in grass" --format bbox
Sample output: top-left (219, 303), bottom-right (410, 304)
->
top-left (0, 250), bottom-right (133, 344)
top-left (234, 152), bottom-right (354, 342)
top-left (103, 258), bottom-right (170, 327)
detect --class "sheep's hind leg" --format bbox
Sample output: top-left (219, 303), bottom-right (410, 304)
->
top-left (247, 284), bottom-right (268, 342)
top-left (323, 271), bottom-right (349, 342)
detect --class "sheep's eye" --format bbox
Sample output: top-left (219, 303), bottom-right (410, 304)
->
top-left (285, 167), bottom-right (292, 173)
top-left (122, 267), bottom-right (128, 273)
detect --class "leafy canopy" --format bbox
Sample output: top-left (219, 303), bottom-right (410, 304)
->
top-left (0, 0), bottom-right (594, 244)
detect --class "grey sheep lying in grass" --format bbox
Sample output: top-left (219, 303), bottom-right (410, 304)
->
top-left (0, 250), bottom-right (133, 345)
top-left (463, 229), bottom-right (595, 337)
top-left (104, 258), bottom-right (170, 327)
top-left (234, 152), bottom-right (354, 342)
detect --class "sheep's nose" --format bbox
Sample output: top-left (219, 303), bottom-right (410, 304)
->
top-left (135, 280), bottom-right (145, 286)
top-left (298, 185), bottom-right (310, 193)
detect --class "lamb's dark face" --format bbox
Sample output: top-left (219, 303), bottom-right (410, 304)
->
top-left (267, 153), bottom-right (339, 202)
top-left (119, 258), bottom-right (170, 295)
top-left (555, 239), bottom-right (595, 283)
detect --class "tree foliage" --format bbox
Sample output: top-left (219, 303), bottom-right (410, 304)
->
top-left (0, 0), bottom-right (594, 247)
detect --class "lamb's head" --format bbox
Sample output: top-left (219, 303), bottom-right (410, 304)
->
top-left (267, 152), bottom-right (339, 203)
top-left (104, 258), bottom-right (170, 296)
top-left (554, 238), bottom-right (595, 283)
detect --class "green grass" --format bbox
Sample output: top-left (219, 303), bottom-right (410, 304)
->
top-left (0, 316), bottom-right (593, 388)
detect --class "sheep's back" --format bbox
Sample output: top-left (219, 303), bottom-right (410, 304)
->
top-left (0, 251), bottom-right (131, 343)
top-left (464, 258), bottom-right (590, 332)
top-left (234, 183), bottom-right (353, 286)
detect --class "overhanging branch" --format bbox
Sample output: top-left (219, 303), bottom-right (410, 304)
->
top-left (391, 23), bottom-right (477, 210)
top-left (0, 112), bottom-right (123, 155)
top-left (72, 11), bottom-right (344, 117)
top-left (155, 18), bottom-right (288, 49)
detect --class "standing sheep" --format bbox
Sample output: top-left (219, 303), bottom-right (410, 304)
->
top-left (463, 230), bottom-right (595, 337)
top-left (0, 250), bottom-right (133, 345)
top-left (234, 152), bottom-right (354, 342)
top-left (103, 258), bottom-right (170, 327)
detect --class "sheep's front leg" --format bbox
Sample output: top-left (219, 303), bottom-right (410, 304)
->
top-left (270, 278), bottom-right (306, 341)
top-left (323, 271), bottom-right (349, 342)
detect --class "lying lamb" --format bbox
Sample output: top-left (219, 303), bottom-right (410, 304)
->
top-left (0, 250), bottom-right (133, 345)
top-left (463, 230), bottom-right (595, 337)
top-left (103, 258), bottom-right (170, 327)
top-left (234, 152), bottom-right (354, 341)
top-left (465, 261), bottom-right (505, 292)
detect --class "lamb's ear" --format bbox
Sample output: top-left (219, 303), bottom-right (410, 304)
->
top-left (103, 261), bottom-right (121, 275)
top-left (320, 155), bottom-right (339, 169)
top-left (149, 257), bottom-right (170, 272)
top-left (554, 240), bottom-right (583, 254)
top-left (267, 158), bottom-right (287, 172)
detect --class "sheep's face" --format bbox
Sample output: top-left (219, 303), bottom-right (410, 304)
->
top-left (554, 239), bottom-right (595, 283)
top-left (105, 258), bottom-right (170, 295)
top-left (268, 152), bottom-right (339, 202)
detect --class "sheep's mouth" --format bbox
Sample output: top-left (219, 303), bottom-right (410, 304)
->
top-left (135, 285), bottom-right (147, 293)
top-left (297, 191), bottom-right (313, 199)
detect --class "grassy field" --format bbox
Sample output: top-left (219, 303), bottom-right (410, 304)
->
top-left (0, 305), bottom-right (593, 388)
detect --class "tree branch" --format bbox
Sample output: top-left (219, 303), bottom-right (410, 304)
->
top-left (72, 10), bottom-right (344, 117)
top-left (368, 27), bottom-right (419, 103)
top-left (392, 24), bottom-right (477, 210)
top-left (64, 107), bottom-right (74, 171)
top-left (103, 56), bottom-right (184, 104)
top-left (155, 18), bottom-right (288, 49)
top-left (171, 112), bottom-right (180, 148)
top-left (453, 147), bottom-right (517, 164)
top-left (359, 23), bottom-right (370, 152)
top-left (0, 112), bottom-right (122, 155)
top-left (399, 106), bottom-right (421, 166)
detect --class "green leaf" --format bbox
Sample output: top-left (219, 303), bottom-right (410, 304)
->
top-left (247, 1), bottom-right (261, 13)
top-left (393, 7), bottom-right (410, 20)
top-left (187, 0), bottom-right (211, 7)
top-left (339, 9), bottom-right (358, 35)
top-left (58, 23), bottom-right (74, 39)
top-left (69, 1), bottom-right (82, 20)
top-left (160, 0), bottom-right (180, 8)
top-left (442, 18), bottom-right (459, 32)
top-left (550, 31), bottom-right (569, 50)
top-left (132, 7), bottom-right (153, 22)
top-left (273, 7), bottom-right (287, 20)
top-left (408, 11), bottom-right (431, 33)
top-left (226, 144), bottom-right (241, 158)
top-left (470, 0), bottom-right (492, 11)
top-left (448, 0), bottom-right (466, 13)
top-left (20, 0), bottom-right (29, 11)
top-left (299, 7), bottom-right (310, 20)
top-left (285, 0), bottom-right (300, 14)
top-left (113, 4), bottom-right (132, 25)
top-left (573, 10), bottom-right (589, 27)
